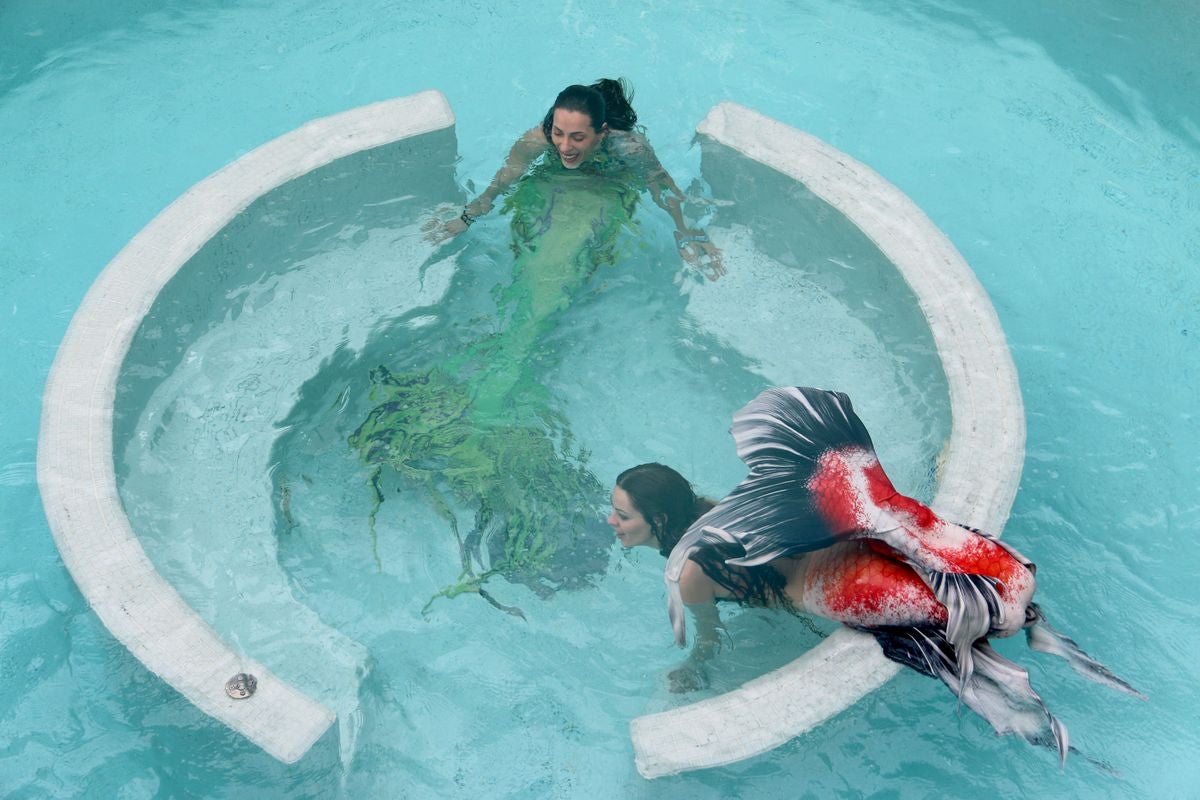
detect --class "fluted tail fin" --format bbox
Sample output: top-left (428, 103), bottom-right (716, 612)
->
top-left (1025, 603), bottom-right (1147, 700)
top-left (869, 627), bottom-right (1070, 765)
top-left (921, 569), bottom-right (1004, 693)
top-left (962, 642), bottom-right (1070, 766)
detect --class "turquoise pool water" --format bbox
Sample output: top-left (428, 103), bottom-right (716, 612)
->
top-left (2, 1), bottom-right (1197, 797)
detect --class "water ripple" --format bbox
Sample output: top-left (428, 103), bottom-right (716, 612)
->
top-left (0, 462), bottom-right (35, 486)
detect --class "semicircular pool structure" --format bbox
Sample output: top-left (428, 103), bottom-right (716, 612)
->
top-left (38, 93), bottom-right (1022, 779)
top-left (629, 102), bottom-right (1024, 777)
top-left (37, 90), bottom-right (459, 764)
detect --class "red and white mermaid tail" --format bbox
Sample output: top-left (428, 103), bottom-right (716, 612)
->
top-left (797, 541), bottom-right (1032, 632)
top-left (666, 387), bottom-right (883, 645)
top-left (869, 625), bottom-right (1072, 763)
top-left (865, 605), bottom-right (1145, 764)
top-left (802, 439), bottom-right (1040, 690)
top-left (666, 386), bottom-right (1033, 661)
top-left (798, 542), bottom-right (1136, 763)
top-left (663, 386), bottom-right (1144, 763)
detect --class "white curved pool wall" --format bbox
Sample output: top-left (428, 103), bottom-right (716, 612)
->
top-left (38, 92), bottom-right (1021, 773)
top-left (630, 102), bottom-right (1025, 778)
top-left (37, 91), bottom-right (456, 764)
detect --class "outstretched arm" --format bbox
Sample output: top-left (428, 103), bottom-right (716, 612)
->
top-left (424, 126), bottom-right (548, 242)
top-left (469, 126), bottom-right (548, 217)
top-left (634, 136), bottom-right (725, 280)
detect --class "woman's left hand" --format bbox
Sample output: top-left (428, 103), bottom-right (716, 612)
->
top-left (667, 662), bottom-right (710, 693)
top-left (675, 229), bottom-right (725, 281)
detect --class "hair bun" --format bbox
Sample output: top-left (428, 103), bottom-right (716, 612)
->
top-left (590, 78), bottom-right (637, 130)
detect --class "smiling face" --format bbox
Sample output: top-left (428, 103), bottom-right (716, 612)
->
top-left (608, 485), bottom-right (659, 549)
top-left (549, 108), bottom-right (607, 169)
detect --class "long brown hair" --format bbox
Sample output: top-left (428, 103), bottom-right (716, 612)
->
top-left (615, 463), bottom-right (714, 557)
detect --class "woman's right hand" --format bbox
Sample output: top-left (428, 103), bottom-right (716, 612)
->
top-left (422, 204), bottom-right (470, 244)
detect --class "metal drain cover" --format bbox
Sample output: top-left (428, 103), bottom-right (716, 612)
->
top-left (225, 673), bottom-right (258, 699)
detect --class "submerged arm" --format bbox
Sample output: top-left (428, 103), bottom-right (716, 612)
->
top-left (685, 600), bottom-right (723, 660)
top-left (628, 133), bottom-right (725, 279)
top-left (467, 126), bottom-right (548, 218)
top-left (668, 560), bottom-right (726, 692)
top-left (425, 126), bottom-right (547, 242)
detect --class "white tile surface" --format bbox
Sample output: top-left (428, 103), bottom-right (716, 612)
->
top-left (37, 90), bottom-right (455, 764)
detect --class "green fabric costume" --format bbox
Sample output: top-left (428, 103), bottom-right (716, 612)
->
top-left (349, 147), bottom-right (645, 614)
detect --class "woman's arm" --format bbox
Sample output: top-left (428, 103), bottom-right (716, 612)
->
top-left (424, 126), bottom-right (547, 242)
top-left (620, 132), bottom-right (725, 280)
top-left (668, 560), bottom-right (726, 692)
top-left (468, 126), bottom-right (548, 217)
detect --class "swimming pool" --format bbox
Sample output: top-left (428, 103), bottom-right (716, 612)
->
top-left (3, 1), bottom-right (1197, 797)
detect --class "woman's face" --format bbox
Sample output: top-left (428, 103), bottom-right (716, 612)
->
top-left (608, 486), bottom-right (658, 549)
top-left (549, 108), bottom-right (606, 169)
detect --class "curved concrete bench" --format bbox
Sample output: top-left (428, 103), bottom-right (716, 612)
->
top-left (37, 90), bottom-right (456, 764)
top-left (630, 102), bottom-right (1025, 778)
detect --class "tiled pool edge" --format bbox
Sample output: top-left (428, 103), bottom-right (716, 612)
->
top-left (36, 90), bottom-right (456, 764)
top-left (630, 102), bottom-right (1025, 778)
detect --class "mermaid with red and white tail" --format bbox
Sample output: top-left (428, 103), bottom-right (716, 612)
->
top-left (608, 387), bottom-right (1144, 764)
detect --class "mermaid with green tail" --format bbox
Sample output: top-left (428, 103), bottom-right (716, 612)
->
top-left (459, 152), bottom-right (640, 417)
top-left (352, 79), bottom-right (722, 613)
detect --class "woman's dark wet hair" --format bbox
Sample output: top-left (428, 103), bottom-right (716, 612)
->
top-left (542, 78), bottom-right (638, 142)
top-left (615, 463), bottom-right (713, 557)
top-left (617, 462), bottom-right (794, 611)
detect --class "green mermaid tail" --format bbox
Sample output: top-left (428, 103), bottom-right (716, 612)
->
top-left (349, 154), bottom-right (644, 614)
top-left (454, 155), bottom-right (642, 418)
top-left (348, 366), bottom-right (610, 615)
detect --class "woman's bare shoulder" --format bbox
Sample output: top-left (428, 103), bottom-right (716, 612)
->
top-left (679, 558), bottom-right (721, 605)
top-left (606, 128), bottom-right (652, 152)
top-left (519, 125), bottom-right (545, 144)
top-left (513, 126), bottom-right (549, 154)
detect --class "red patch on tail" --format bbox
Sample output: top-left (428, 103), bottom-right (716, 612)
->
top-left (865, 460), bottom-right (937, 530)
top-left (808, 450), bottom-right (863, 535)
